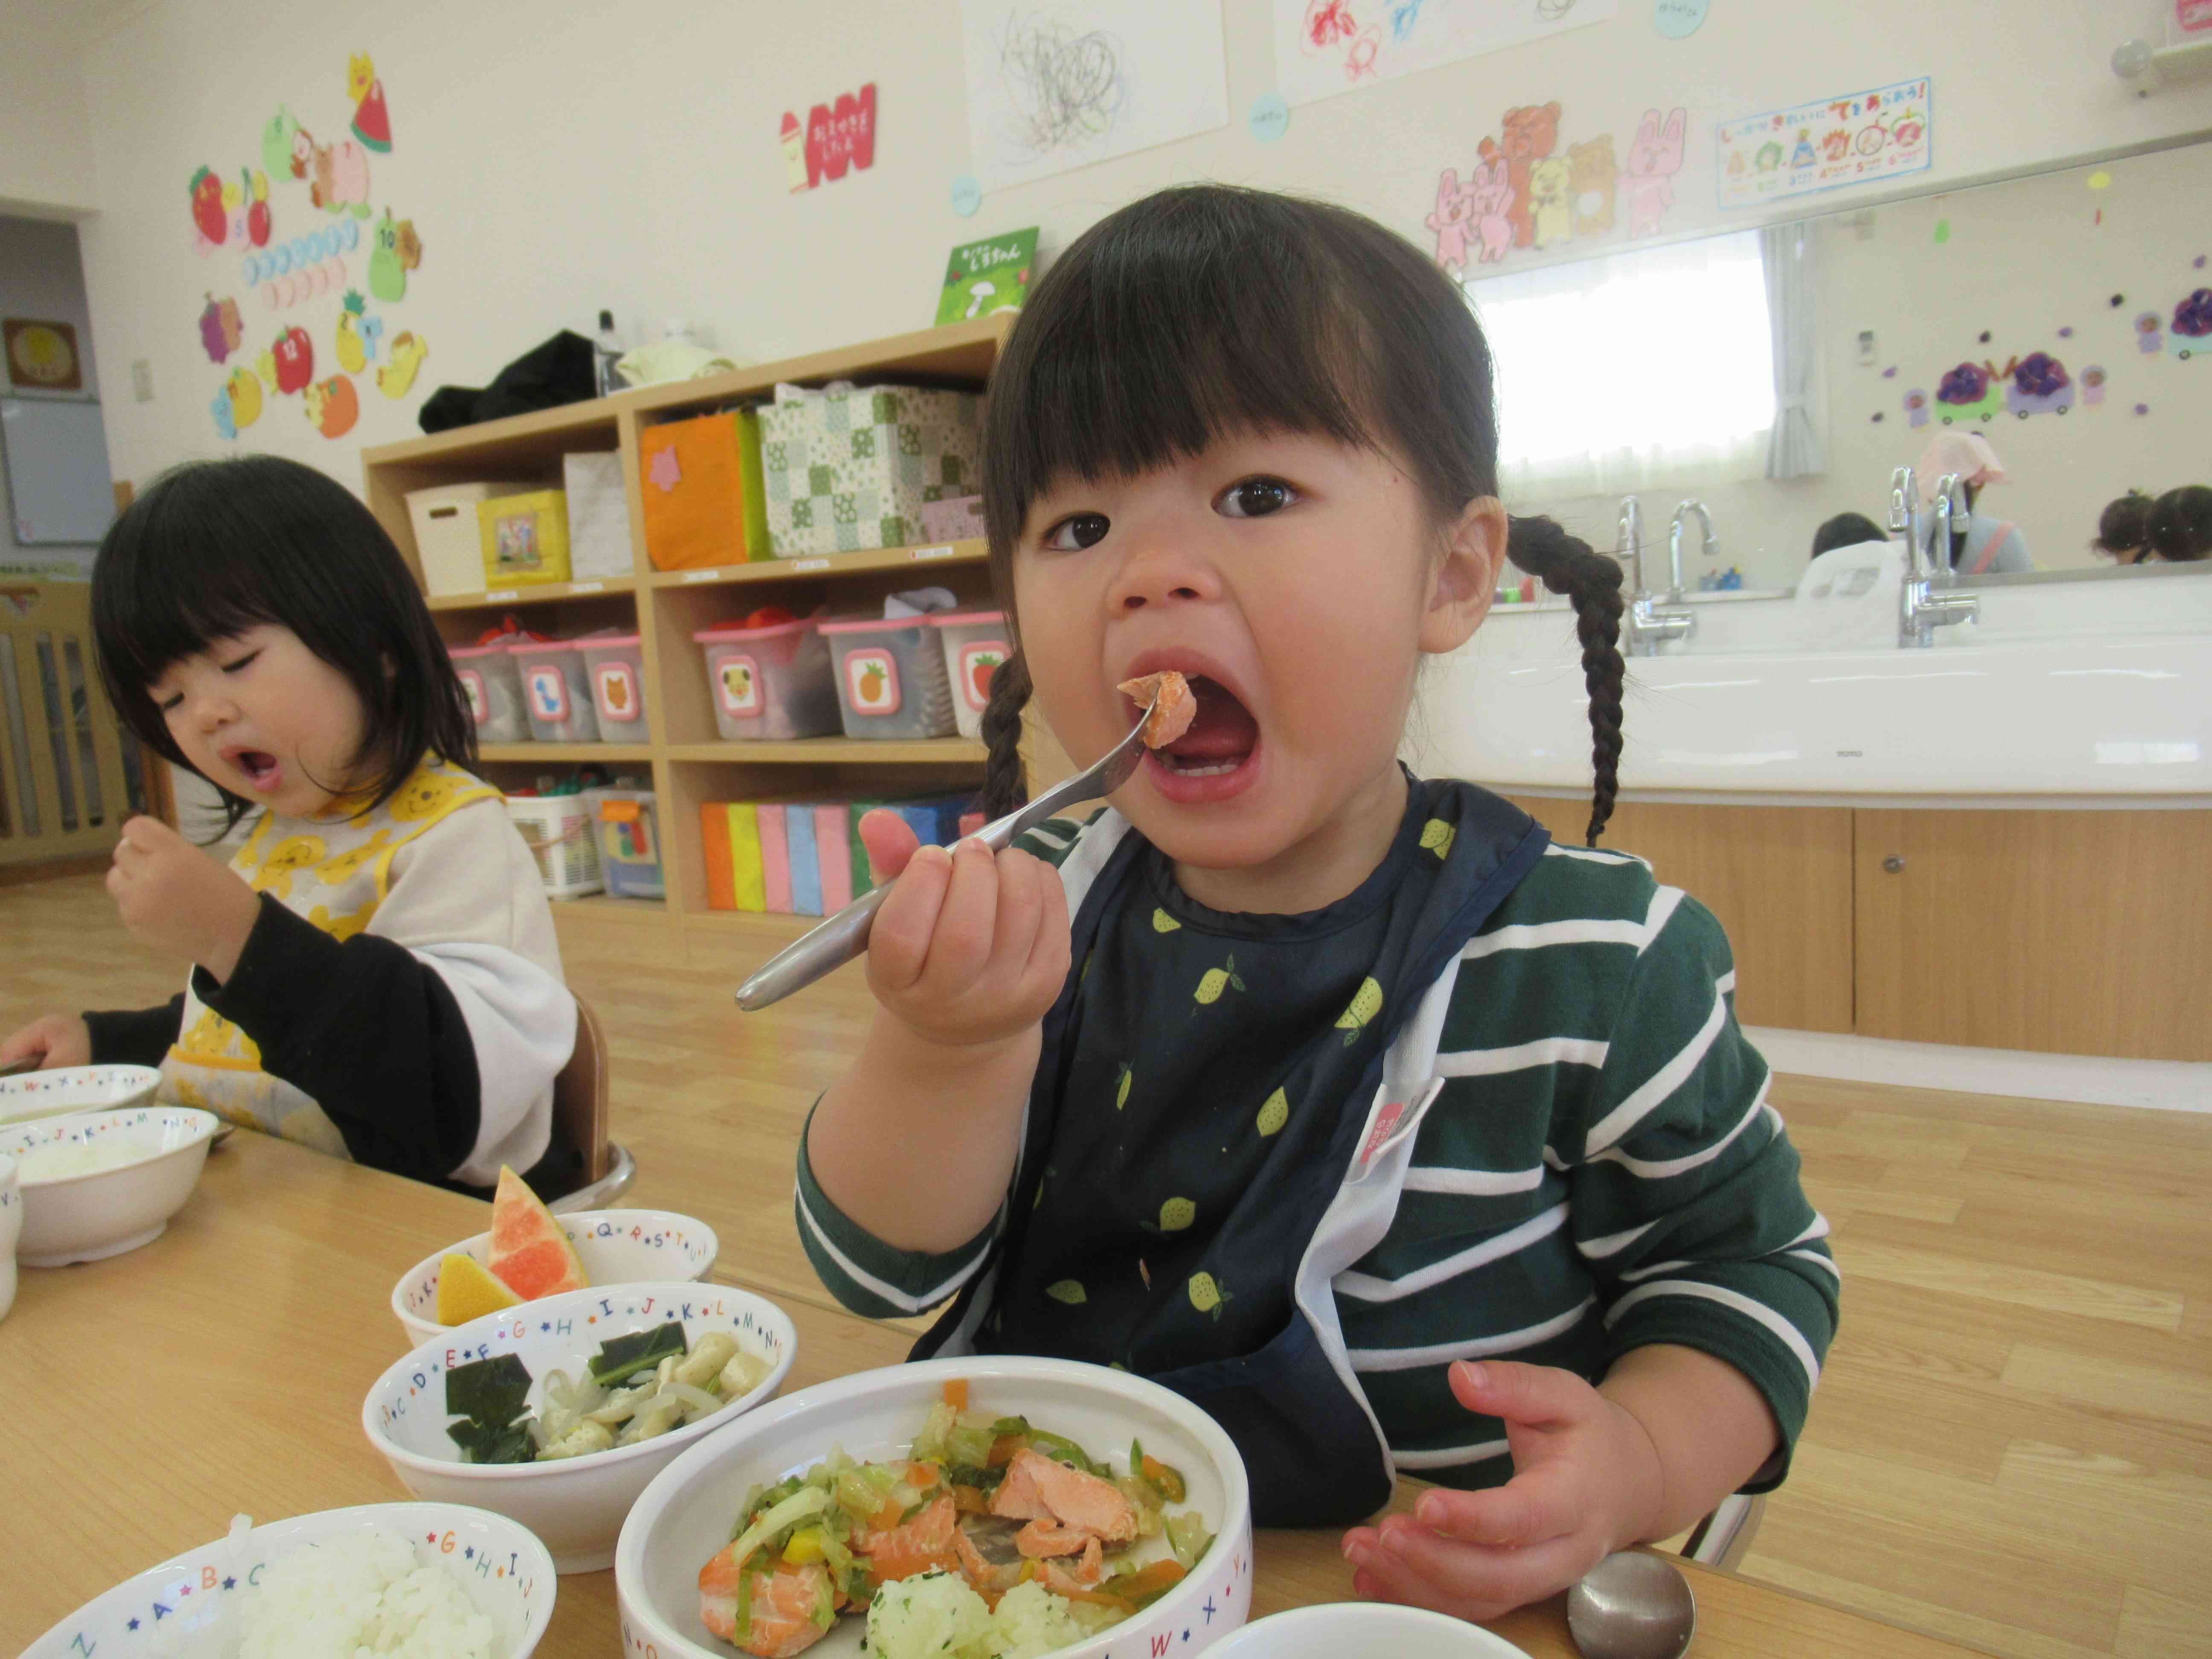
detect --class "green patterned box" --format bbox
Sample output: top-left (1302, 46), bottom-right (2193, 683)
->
top-left (756, 386), bottom-right (984, 557)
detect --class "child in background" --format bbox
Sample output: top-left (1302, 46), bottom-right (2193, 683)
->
top-left (1809, 510), bottom-right (1886, 559)
top-left (0, 457), bottom-right (578, 1196)
top-left (799, 187), bottom-right (1836, 1622)
top-left (2091, 491), bottom-right (2156, 564)
top-left (2148, 484), bottom-right (2212, 562)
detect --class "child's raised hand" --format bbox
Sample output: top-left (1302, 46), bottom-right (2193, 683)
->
top-left (0, 1013), bottom-right (92, 1070)
top-left (858, 809), bottom-right (1069, 1052)
top-left (1341, 1360), bottom-right (1666, 1624)
top-left (107, 816), bottom-right (262, 984)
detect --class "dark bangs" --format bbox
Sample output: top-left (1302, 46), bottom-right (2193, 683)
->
top-left (982, 185), bottom-right (1503, 608)
top-left (92, 454), bottom-right (475, 828)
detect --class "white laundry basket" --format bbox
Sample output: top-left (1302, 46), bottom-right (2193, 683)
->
top-left (506, 795), bottom-right (605, 899)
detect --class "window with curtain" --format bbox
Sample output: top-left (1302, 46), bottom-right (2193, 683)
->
top-left (1467, 230), bottom-right (1781, 500)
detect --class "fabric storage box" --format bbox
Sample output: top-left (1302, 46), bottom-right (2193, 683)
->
top-left (407, 482), bottom-right (503, 597)
top-left (700, 801), bottom-right (766, 912)
top-left (757, 385), bottom-right (983, 557)
top-left (449, 643), bottom-right (530, 744)
top-left (506, 795), bottom-right (603, 899)
top-left (693, 617), bottom-right (841, 741)
top-left (640, 410), bottom-right (771, 571)
top-left (917, 494), bottom-right (987, 543)
top-left (562, 452), bottom-right (634, 580)
top-left (508, 641), bottom-right (602, 742)
top-left (931, 610), bottom-right (1010, 741)
top-left (819, 615), bottom-right (956, 740)
top-left (584, 787), bottom-right (664, 900)
top-left (580, 633), bottom-right (649, 734)
top-left (477, 489), bottom-right (573, 587)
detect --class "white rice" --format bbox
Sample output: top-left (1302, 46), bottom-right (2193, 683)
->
top-left (236, 1531), bottom-right (496, 1659)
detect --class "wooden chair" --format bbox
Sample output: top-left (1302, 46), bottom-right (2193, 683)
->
top-left (547, 992), bottom-right (635, 1212)
top-left (0, 579), bottom-right (151, 875)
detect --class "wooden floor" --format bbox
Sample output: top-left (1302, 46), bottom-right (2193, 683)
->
top-left (4, 873), bottom-right (2207, 1659)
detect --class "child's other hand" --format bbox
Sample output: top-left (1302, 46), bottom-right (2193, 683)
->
top-left (859, 809), bottom-right (1070, 1053)
top-left (0, 1013), bottom-right (92, 1070)
top-left (107, 816), bottom-right (262, 984)
top-left (1341, 1360), bottom-right (1666, 1623)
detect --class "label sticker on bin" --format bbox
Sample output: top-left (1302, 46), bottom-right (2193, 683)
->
top-left (526, 665), bottom-right (569, 722)
top-left (595, 662), bottom-right (640, 722)
top-left (458, 668), bottom-right (488, 725)
top-left (717, 655), bottom-right (762, 716)
top-left (957, 639), bottom-right (1008, 712)
top-left (844, 648), bottom-right (902, 715)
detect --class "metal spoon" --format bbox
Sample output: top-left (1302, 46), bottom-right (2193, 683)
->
top-left (734, 691), bottom-right (1161, 1013)
top-left (1567, 1551), bottom-right (1697, 1659)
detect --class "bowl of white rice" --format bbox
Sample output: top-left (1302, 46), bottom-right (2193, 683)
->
top-left (0, 1062), bottom-right (160, 1125)
top-left (18, 1501), bottom-right (557, 1659)
top-left (0, 1104), bottom-right (218, 1266)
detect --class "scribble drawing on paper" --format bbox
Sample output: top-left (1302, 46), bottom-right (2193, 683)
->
top-left (998, 15), bottom-right (1128, 156)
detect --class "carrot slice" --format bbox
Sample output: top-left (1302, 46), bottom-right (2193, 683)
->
top-left (943, 1379), bottom-right (969, 1411)
top-left (987, 1434), bottom-right (1028, 1467)
top-left (906, 1460), bottom-right (942, 1488)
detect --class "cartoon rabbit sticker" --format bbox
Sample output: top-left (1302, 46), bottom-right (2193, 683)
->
top-left (1625, 107), bottom-right (1687, 238)
top-left (1472, 140), bottom-right (1516, 266)
top-left (1426, 169), bottom-right (1478, 278)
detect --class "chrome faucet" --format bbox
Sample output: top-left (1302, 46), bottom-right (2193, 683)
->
top-left (1618, 494), bottom-right (1694, 656)
top-left (1668, 500), bottom-right (1716, 601)
top-left (1888, 466), bottom-right (1977, 648)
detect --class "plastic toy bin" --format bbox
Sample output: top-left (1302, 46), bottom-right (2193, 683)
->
top-left (583, 787), bottom-right (664, 900)
top-left (818, 616), bottom-right (957, 741)
top-left (931, 610), bottom-right (1010, 742)
top-left (581, 633), bottom-right (649, 733)
top-left (505, 795), bottom-right (603, 899)
top-left (450, 644), bottom-right (531, 744)
top-left (693, 618), bottom-right (842, 741)
top-left (507, 641), bottom-right (602, 743)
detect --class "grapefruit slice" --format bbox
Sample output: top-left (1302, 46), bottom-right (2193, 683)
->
top-left (486, 1164), bottom-right (589, 1300)
top-left (438, 1251), bottom-right (523, 1325)
top-left (1116, 671), bottom-right (1196, 748)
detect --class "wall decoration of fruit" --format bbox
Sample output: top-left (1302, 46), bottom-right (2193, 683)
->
top-left (206, 51), bottom-right (425, 440)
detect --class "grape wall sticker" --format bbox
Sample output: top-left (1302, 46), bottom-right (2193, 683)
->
top-left (1426, 102), bottom-right (1680, 277)
top-left (780, 83), bottom-right (878, 192)
top-left (198, 294), bottom-right (244, 364)
top-left (1717, 77), bottom-right (1931, 209)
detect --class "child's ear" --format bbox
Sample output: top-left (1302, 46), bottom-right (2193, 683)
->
top-left (1420, 495), bottom-right (1507, 655)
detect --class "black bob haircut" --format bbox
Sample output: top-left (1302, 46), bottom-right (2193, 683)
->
top-left (91, 454), bottom-right (475, 832)
top-left (1811, 512), bottom-right (1888, 559)
top-left (975, 184), bottom-right (1627, 843)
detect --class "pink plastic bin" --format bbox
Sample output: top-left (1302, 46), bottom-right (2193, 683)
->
top-left (693, 618), bottom-right (842, 742)
top-left (581, 632), bottom-right (649, 733)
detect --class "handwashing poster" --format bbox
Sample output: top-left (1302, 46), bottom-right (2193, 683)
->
top-left (1716, 77), bottom-right (1931, 210)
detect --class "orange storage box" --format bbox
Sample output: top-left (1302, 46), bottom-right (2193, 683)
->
top-left (639, 410), bottom-right (771, 572)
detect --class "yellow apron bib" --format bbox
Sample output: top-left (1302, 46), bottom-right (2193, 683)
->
top-left (157, 760), bottom-right (503, 1156)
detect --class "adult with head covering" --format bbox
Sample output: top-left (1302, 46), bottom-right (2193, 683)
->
top-left (1915, 432), bottom-right (2032, 575)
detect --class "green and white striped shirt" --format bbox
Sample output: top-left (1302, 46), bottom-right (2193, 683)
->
top-left (798, 817), bottom-right (1838, 1491)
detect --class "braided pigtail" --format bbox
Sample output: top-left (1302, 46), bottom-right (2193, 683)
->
top-left (1504, 515), bottom-right (1625, 845)
top-left (978, 649), bottom-right (1033, 822)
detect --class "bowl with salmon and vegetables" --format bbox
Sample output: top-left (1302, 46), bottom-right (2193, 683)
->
top-left (616, 1355), bottom-right (1253, 1659)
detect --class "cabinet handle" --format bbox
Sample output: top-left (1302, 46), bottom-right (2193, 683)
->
top-left (1882, 855), bottom-right (1905, 873)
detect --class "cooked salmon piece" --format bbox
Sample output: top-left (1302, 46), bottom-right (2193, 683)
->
top-left (1117, 671), bottom-right (1197, 748)
top-left (1013, 1520), bottom-right (1093, 1559)
top-left (988, 1447), bottom-right (1138, 1543)
top-left (852, 1492), bottom-right (962, 1583)
top-left (952, 1515), bottom-right (1026, 1598)
top-left (1036, 1537), bottom-right (1106, 1594)
top-left (697, 1548), bottom-right (832, 1657)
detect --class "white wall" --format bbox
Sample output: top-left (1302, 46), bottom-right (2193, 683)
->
top-left (0, 215), bottom-right (106, 574)
top-left (0, 3), bottom-right (95, 215)
top-left (45, 0), bottom-right (2212, 526)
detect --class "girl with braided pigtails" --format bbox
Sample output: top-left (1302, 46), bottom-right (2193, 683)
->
top-left (800, 186), bottom-right (1834, 1623)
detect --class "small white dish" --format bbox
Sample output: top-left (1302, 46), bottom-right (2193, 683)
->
top-left (390, 1208), bottom-right (720, 1348)
top-left (364, 1281), bottom-right (797, 1573)
top-left (20, 1501), bottom-right (557, 1659)
top-left (0, 1153), bottom-right (20, 1321)
top-left (617, 1354), bottom-right (1256, 1659)
top-left (0, 1105), bottom-right (219, 1266)
top-left (0, 1063), bottom-right (161, 1125)
top-left (1207, 1602), bottom-right (1530, 1657)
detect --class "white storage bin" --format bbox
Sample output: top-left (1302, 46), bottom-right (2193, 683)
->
top-left (509, 641), bottom-right (602, 743)
top-left (931, 609), bottom-right (1010, 742)
top-left (506, 795), bottom-right (603, 898)
top-left (407, 483), bottom-right (505, 597)
top-left (562, 452), bottom-right (634, 581)
top-left (450, 643), bottom-right (530, 744)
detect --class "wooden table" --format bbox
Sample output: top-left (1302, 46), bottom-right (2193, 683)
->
top-left (2, 1135), bottom-right (1979, 1657)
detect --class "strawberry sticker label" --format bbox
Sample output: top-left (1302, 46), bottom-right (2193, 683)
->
top-left (957, 639), bottom-right (1008, 712)
top-left (716, 655), bottom-right (762, 716)
top-left (526, 665), bottom-right (569, 722)
top-left (844, 648), bottom-right (901, 716)
top-left (457, 668), bottom-right (487, 725)
top-left (595, 661), bottom-right (639, 722)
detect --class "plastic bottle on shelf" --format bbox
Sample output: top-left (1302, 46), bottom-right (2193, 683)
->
top-left (593, 310), bottom-right (623, 398)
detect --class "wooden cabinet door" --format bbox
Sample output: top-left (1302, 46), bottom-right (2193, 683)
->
top-left (1854, 808), bottom-right (2212, 1062)
top-left (1505, 796), bottom-right (1855, 1033)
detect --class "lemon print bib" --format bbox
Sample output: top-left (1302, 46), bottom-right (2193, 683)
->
top-left (158, 760), bottom-right (501, 1152)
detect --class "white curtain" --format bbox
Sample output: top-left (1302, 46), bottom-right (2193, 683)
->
top-left (1470, 230), bottom-right (1776, 501)
top-left (1761, 221), bottom-right (1825, 479)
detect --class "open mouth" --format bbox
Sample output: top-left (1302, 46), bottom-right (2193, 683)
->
top-left (225, 748), bottom-right (283, 791)
top-left (1124, 675), bottom-right (1261, 802)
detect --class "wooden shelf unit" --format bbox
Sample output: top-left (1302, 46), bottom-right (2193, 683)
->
top-left (363, 314), bottom-right (1012, 941)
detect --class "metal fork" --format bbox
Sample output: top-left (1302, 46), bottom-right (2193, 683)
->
top-left (734, 693), bottom-right (1159, 1012)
